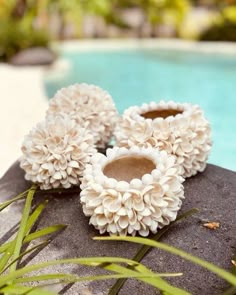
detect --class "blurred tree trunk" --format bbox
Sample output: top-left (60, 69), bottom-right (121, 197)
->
top-left (11, 0), bottom-right (27, 19)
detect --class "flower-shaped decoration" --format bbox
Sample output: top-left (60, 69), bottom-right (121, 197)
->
top-left (80, 146), bottom-right (184, 236)
top-left (20, 114), bottom-right (96, 190)
top-left (47, 83), bottom-right (118, 148)
top-left (115, 101), bottom-right (212, 178)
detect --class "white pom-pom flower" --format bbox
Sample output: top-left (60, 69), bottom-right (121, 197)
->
top-left (115, 101), bottom-right (212, 178)
top-left (20, 114), bottom-right (96, 190)
top-left (47, 83), bottom-right (118, 148)
top-left (80, 146), bottom-right (184, 236)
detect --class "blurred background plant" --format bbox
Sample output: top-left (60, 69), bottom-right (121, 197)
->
top-left (1, 0), bottom-right (236, 62)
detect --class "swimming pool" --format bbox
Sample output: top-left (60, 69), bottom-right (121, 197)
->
top-left (44, 42), bottom-right (236, 171)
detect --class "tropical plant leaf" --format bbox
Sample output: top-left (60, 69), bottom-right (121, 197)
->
top-left (0, 241), bottom-right (11, 253)
top-left (26, 288), bottom-right (57, 295)
top-left (3, 240), bottom-right (49, 273)
top-left (9, 186), bottom-right (36, 273)
top-left (0, 257), bottom-right (179, 287)
top-left (0, 284), bottom-right (56, 295)
top-left (23, 224), bottom-right (67, 243)
top-left (100, 262), bottom-right (188, 295)
top-left (0, 224), bottom-right (66, 255)
top-left (0, 241), bottom-right (15, 273)
top-left (15, 271), bottom-right (182, 284)
top-left (109, 208), bottom-right (198, 295)
top-left (94, 236), bottom-right (236, 287)
top-left (0, 189), bottom-right (30, 212)
top-left (25, 199), bottom-right (49, 235)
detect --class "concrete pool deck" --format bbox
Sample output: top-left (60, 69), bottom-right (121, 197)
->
top-left (1, 39), bottom-right (236, 178)
top-left (0, 64), bottom-right (48, 177)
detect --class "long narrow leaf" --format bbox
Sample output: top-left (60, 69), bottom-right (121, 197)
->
top-left (109, 208), bottom-right (198, 295)
top-left (24, 224), bottom-right (67, 243)
top-left (0, 285), bottom-right (56, 295)
top-left (0, 257), bottom-right (179, 287)
top-left (102, 262), bottom-right (188, 295)
top-left (0, 242), bottom-right (11, 253)
top-left (3, 240), bottom-right (49, 273)
top-left (0, 285), bottom-right (36, 294)
top-left (15, 272), bottom-right (182, 284)
top-left (0, 189), bottom-right (30, 212)
top-left (0, 242), bottom-right (15, 273)
top-left (0, 224), bottom-right (66, 254)
top-left (9, 186), bottom-right (36, 273)
top-left (26, 288), bottom-right (56, 295)
top-left (25, 200), bottom-right (49, 235)
top-left (95, 236), bottom-right (236, 287)
top-left (0, 198), bottom-right (47, 254)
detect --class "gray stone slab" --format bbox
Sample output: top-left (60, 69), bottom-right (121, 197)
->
top-left (9, 47), bottom-right (55, 66)
top-left (0, 162), bottom-right (235, 295)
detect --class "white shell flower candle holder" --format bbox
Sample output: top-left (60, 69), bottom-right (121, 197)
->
top-left (115, 101), bottom-right (212, 178)
top-left (47, 83), bottom-right (118, 148)
top-left (20, 115), bottom-right (96, 190)
top-left (80, 146), bottom-right (184, 236)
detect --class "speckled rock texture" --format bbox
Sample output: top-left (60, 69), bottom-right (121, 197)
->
top-left (0, 161), bottom-right (235, 295)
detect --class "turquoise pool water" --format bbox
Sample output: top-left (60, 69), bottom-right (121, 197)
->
top-left (44, 48), bottom-right (236, 171)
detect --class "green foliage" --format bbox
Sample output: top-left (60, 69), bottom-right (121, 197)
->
top-left (96, 236), bottom-right (236, 290)
top-left (0, 187), bottom-right (186, 295)
top-left (1, 188), bottom-right (235, 295)
top-left (200, 5), bottom-right (236, 41)
top-left (109, 208), bottom-right (198, 295)
top-left (0, 20), bottom-right (49, 61)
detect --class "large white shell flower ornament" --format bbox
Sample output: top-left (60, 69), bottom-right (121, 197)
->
top-left (47, 83), bottom-right (118, 148)
top-left (20, 114), bottom-right (96, 190)
top-left (115, 101), bottom-right (212, 178)
top-left (80, 146), bottom-right (184, 236)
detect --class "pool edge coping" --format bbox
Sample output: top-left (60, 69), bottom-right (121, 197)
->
top-left (52, 38), bottom-right (236, 56)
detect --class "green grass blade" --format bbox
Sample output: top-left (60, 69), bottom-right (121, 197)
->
top-left (9, 185), bottom-right (36, 273)
top-left (95, 236), bottom-right (236, 287)
top-left (0, 189), bottom-right (30, 212)
top-left (0, 187), bottom-right (41, 271)
top-left (0, 241), bottom-right (15, 273)
top-left (0, 224), bottom-right (66, 254)
top-left (15, 272), bottom-right (182, 284)
top-left (0, 257), bottom-right (179, 286)
top-left (1, 285), bottom-right (56, 295)
top-left (0, 285), bottom-right (37, 295)
top-left (26, 289), bottom-right (57, 295)
top-left (25, 200), bottom-right (49, 235)
top-left (0, 285), bottom-right (36, 294)
top-left (0, 242), bottom-right (10, 253)
top-left (3, 240), bottom-right (49, 273)
top-left (109, 208), bottom-right (198, 295)
top-left (102, 263), bottom-right (188, 295)
top-left (24, 224), bottom-right (67, 243)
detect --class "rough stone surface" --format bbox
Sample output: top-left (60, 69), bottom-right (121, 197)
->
top-left (0, 162), bottom-right (235, 295)
top-left (10, 47), bottom-right (55, 66)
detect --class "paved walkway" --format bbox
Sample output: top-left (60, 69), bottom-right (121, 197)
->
top-left (0, 64), bottom-right (48, 178)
